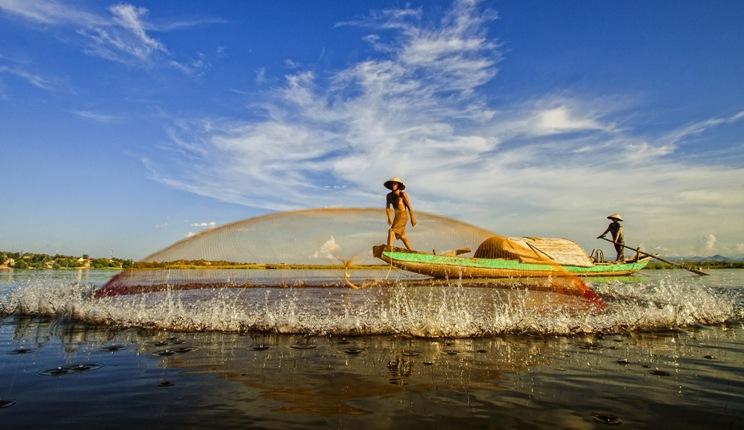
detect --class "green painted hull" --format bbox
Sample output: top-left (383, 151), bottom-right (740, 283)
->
top-left (373, 245), bottom-right (650, 278)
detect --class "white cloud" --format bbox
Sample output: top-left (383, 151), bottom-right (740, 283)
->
top-left (311, 236), bottom-right (341, 260)
top-left (0, 0), bottom-right (212, 72)
top-left (141, 0), bottom-right (744, 257)
top-left (72, 109), bottom-right (119, 123)
top-left (532, 106), bottom-right (608, 136)
top-left (0, 64), bottom-right (60, 90)
top-left (0, 0), bottom-right (101, 25)
top-left (696, 234), bottom-right (718, 257)
top-left (190, 221), bottom-right (216, 228)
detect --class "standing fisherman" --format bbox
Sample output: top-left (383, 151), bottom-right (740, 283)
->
top-left (384, 177), bottom-right (416, 250)
top-left (598, 213), bottom-right (625, 262)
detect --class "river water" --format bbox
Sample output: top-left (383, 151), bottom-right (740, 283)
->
top-left (1, 269), bottom-right (742, 429)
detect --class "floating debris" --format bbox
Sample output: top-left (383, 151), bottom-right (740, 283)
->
top-left (38, 363), bottom-right (103, 376)
top-left (592, 413), bottom-right (623, 425)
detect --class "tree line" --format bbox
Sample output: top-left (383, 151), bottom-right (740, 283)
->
top-left (1, 251), bottom-right (133, 270)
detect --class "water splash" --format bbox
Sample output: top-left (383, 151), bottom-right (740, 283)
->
top-left (1, 271), bottom-right (738, 337)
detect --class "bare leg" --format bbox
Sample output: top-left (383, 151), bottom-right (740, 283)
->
top-left (615, 243), bottom-right (624, 261)
top-left (387, 229), bottom-right (394, 246)
top-left (400, 234), bottom-right (412, 250)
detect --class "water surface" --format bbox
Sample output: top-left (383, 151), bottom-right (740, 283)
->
top-left (1, 269), bottom-right (742, 429)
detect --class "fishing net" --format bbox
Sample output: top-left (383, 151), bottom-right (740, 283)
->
top-left (97, 208), bottom-right (603, 307)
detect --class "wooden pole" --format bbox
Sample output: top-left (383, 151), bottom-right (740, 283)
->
top-left (598, 237), bottom-right (708, 276)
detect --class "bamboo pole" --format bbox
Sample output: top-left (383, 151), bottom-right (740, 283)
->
top-left (598, 237), bottom-right (708, 276)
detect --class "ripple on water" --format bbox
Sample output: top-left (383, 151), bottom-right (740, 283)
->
top-left (38, 363), bottom-right (103, 376)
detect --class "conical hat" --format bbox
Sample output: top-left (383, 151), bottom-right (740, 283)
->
top-left (384, 177), bottom-right (406, 190)
top-left (607, 213), bottom-right (623, 221)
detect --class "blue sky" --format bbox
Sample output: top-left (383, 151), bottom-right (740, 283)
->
top-left (1, 0), bottom-right (742, 260)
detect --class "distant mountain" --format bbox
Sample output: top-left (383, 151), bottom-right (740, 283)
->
top-left (666, 255), bottom-right (744, 263)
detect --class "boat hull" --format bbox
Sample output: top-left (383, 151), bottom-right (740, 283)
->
top-left (373, 245), bottom-right (650, 278)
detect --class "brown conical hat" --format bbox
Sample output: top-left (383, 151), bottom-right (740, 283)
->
top-left (384, 177), bottom-right (406, 190)
top-left (607, 213), bottom-right (623, 221)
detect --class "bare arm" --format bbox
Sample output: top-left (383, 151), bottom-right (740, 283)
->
top-left (385, 193), bottom-right (393, 225)
top-left (597, 224), bottom-right (611, 239)
top-left (402, 192), bottom-right (416, 226)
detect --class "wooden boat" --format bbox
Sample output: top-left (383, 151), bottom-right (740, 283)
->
top-left (372, 236), bottom-right (652, 279)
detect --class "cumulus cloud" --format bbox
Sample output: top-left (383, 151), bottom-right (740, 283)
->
top-left (696, 234), bottom-right (718, 257)
top-left (312, 236), bottom-right (341, 260)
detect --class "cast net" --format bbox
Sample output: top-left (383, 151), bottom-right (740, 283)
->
top-left (97, 208), bottom-right (603, 307)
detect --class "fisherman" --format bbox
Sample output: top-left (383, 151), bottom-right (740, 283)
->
top-left (598, 213), bottom-right (625, 262)
top-left (384, 177), bottom-right (416, 250)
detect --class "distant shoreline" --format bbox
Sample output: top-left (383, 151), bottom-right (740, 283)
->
top-left (2, 262), bottom-right (742, 271)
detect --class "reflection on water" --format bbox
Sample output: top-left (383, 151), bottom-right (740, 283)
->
top-left (1, 315), bottom-right (742, 429)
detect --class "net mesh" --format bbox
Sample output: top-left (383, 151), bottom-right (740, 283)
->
top-left (98, 208), bottom-right (603, 307)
